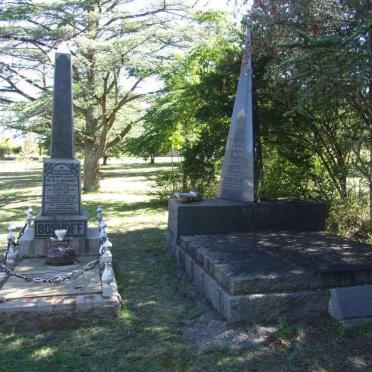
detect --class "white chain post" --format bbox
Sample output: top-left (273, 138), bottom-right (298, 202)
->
top-left (99, 220), bottom-right (107, 232)
top-left (99, 230), bottom-right (107, 240)
top-left (99, 237), bottom-right (111, 256)
top-left (101, 262), bottom-right (114, 297)
top-left (6, 222), bottom-right (17, 268)
top-left (99, 243), bottom-right (112, 267)
top-left (96, 206), bottom-right (103, 223)
top-left (26, 206), bottom-right (33, 226)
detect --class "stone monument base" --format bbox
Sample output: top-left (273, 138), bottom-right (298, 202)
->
top-left (167, 197), bottom-right (328, 250)
top-left (171, 232), bottom-right (372, 322)
top-left (34, 209), bottom-right (88, 238)
top-left (0, 257), bottom-right (120, 331)
top-left (18, 227), bottom-right (100, 258)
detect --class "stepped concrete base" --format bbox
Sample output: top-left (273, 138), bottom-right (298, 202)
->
top-left (18, 227), bottom-right (100, 258)
top-left (169, 232), bottom-right (372, 322)
top-left (167, 197), bottom-right (327, 249)
top-left (0, 257), bottom-right (120, 331)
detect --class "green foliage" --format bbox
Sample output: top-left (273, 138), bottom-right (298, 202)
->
top-left (128, 18), bottom-right (241, 195)
top-left (247, 0), bottom-right (372, 209)
top-left (0, 135), bottom-right (20, 159)
top-left (330, 319), bottom-right (348, 337)
top-left (0, 0), bottom-right (205, 190)
top-left (148, 167), bottom-right (185, 200)
top-left (327, 196), bottom-right (371, 240)
top-left (276, 316), bottom-right (295, 341)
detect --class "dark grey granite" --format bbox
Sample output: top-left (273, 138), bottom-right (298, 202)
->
top-left (329, 285), bottom-right (372, 326)
top-left (19, 226), bottom-right (99, 256)
top-left (219, 30), bottom-right (254, 202)
top-left (167, 197), bottom-right (328, 248)
top-left (51, 52), bottom-right (74, 159)
top-left (42, 159), bottom-right (81, 215)
top-left (35, 52), bottom-right (87, 239)
top-left (34, 210), bottom-right (88, 238)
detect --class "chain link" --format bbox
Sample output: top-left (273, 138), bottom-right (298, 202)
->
top-left (1, 207), bottom-right (108, 285)
top-left (0, 259), bottom-right (99, 284)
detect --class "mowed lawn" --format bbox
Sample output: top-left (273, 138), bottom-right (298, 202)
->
top-left (1, 159), bottom-right (372, 372)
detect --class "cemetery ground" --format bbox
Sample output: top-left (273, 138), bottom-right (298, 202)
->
top-left (1, 160), bottom-right (372, 371)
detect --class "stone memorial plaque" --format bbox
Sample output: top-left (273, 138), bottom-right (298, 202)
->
top-left (42, 160), bottom-right (81, 215)
top-left (35, 219), bottom-right (87, 238)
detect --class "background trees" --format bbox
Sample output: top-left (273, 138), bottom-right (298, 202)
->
top-left (0, 0), bottom-right (197, 191)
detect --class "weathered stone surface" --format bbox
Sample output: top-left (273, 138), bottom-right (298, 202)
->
top-left (167, 197), bottom-right (328, 248)
top-left (1, 257), bottom-right (101, 299)
top-left (180, 232), bottom-right (372, 295)
top-left (0, 257), bottom-right (120, 331)
top-left (219, 31), bottom-right (254, 202)
top-left (329, 285), bottom-right (372, 326)
top-left (51, 52), bottom-right (74, 159)
top-left (19, 226), bottom-right (100, 257)
top-left (172, 242), bottom-right (329, 322)
top-left (42, 159), bottom-right (81, 215)
top-left (35, 210), bottom-right (88, 238)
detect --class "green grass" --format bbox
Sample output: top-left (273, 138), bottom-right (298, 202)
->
top-left (1, 159), bottom-right (372, 371)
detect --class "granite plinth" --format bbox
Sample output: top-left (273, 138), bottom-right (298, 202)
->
top-left (171, 232), bottom-right (372, 322)
top-left (35, 209), bottom-right (88, 238)
top-left (18, 227), bottom-right (100, 258)
top-left (42, 158), bottom-right (81, 215)
top-left (167, 198), bottom-right (327, 249)
top-left (0, 257), bottom-right (120, 331)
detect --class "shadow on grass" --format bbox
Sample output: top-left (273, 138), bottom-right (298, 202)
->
top-left (0, 227), bottom-right (196, 371)
top-left (1, 228), bottom-right (372, 371)
top-left (83, 199), bottom-right (167, 222)
top-left (0, 172), bottom-right (41, 192)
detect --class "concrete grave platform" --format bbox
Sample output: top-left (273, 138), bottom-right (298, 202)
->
top-left (18, 227), bottom-right (100, 258)
top-left (170, 232), bottom-right (372, 322)
top-left (0, 257), bottom-right (120, 331)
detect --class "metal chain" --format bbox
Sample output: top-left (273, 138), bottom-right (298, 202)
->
top-left (0, 258), bottom-right (99, 284)
top-left (1, 207), bottom-right (108, 285)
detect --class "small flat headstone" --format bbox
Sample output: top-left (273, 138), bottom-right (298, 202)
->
top-left (329, 285), bottom-right (372, 326)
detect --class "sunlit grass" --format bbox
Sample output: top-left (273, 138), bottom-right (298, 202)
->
top-left (1, 158), bottom-right (372, 371)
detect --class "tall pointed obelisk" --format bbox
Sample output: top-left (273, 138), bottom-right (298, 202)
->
top-left (34, 52), bottom-right (88, 238)
top-left (219, 30), bottom-right (254, 202)
top-left (51, 53), bottom-right (74, 159)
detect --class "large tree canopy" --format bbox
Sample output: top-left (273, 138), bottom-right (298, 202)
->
top-left (247, 0), bottom-right (372, 210)
top-left (0, 0), bottom-right (205, 190)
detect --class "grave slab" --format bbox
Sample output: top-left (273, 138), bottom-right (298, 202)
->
top-left (0, 257), bottom-right (120, 331)
top-left (171, 232), bottom-right (372, 322)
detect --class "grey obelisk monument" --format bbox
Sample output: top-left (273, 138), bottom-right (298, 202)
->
top-left (219, 30), bottom-right (254, 202)
top-left (34, 52), bottom-right (88, 238)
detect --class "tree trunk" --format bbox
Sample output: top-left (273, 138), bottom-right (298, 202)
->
top-left (150, 155), bottom-right (155, 164)
top-left (83, 144), bottom-right (100, 192)
top-left (102, 155), bottom-right (108, 166)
